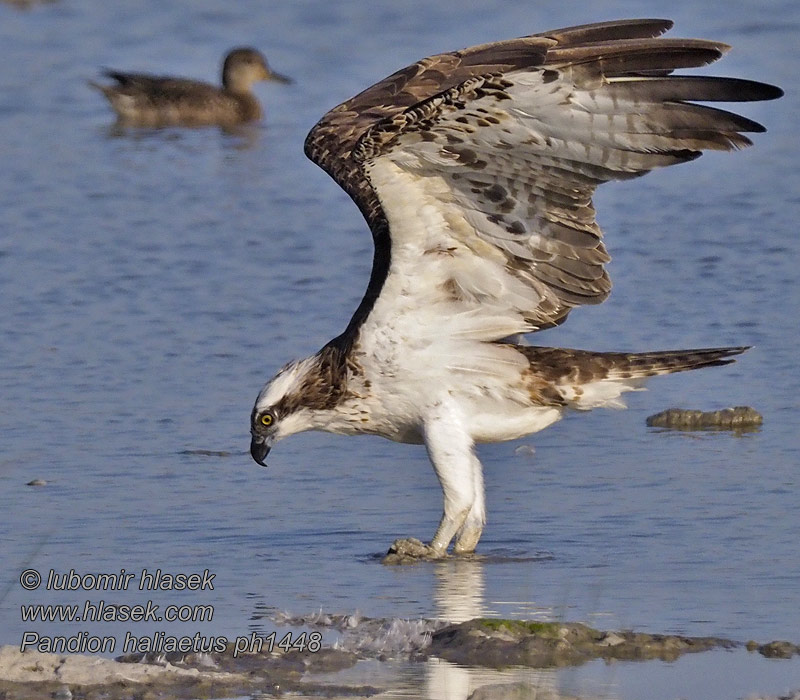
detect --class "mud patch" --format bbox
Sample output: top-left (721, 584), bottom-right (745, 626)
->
top-left (0, 642), bottom-right (374, 700)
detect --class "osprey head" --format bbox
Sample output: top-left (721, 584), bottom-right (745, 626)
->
top-left (250, 357), bottom-right (315, 467)
top-left (250, 348), bottom-right (346, 466)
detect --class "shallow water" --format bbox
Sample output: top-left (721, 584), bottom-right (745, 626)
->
top-left (307, 652), bottom-right (800, 700)
top-left (1, 1), bottom-right (798, 698)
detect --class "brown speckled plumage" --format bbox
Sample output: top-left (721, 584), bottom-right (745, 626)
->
top-left (273, 344), bottom-right (353, 416)
top-left (305, 19), bottom-right (781, 338)
top-left (517, 346), bottom-right (750, 406)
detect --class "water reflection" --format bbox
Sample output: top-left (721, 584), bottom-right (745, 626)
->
top-left (425, 660), bottom-right (559, 700)
top-left (99, 122), bottom-right (263, 150)
top-left (432, 558), bottom-right (486, 623)
top-left (426, 557), bottom-right (561, 700)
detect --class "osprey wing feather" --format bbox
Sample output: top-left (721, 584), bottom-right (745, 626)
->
top-left (304, 19), bottom-right (781, 338)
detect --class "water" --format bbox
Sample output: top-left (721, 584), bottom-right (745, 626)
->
top-left (1, 0), bottom-right (798, 698)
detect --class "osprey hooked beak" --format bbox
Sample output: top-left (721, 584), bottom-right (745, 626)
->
top-left (250, 436), bottom-right (272, 467)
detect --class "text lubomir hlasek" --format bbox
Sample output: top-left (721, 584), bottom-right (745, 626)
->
top-left (45, 569), bottom-right (214, 591)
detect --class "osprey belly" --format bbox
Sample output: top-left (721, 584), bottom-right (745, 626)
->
top-left (468, 405), bottom-right (564, 444)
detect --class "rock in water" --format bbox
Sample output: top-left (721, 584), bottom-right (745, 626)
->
top-left (646, 406), bottom-right (763, 430)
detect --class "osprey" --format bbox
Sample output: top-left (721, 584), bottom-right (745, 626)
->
top-left (250, 19), bottom-right (780, 558)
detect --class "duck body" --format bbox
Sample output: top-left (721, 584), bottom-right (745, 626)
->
top-left (91, 48), bottom-right (290, 127)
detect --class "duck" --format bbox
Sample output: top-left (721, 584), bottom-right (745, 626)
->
top-left (90, 47), bottom-right (291, 127)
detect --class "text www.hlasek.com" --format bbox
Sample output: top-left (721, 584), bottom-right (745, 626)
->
top-left (21, 600), bottom-right (212, 623)
top-left (19, 567), bottom-right (320, 657)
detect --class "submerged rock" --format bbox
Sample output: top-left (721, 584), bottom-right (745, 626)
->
top-left (646, 406), bottom-right (763, 431)
top-left (468, 682), bottom-right (577, 700)
top-left (427, 618), bottom-right (736, 667)
top-left (383, 537), bottom-right (445, 564)
top-left (746, 639), bottom-right (800, 659)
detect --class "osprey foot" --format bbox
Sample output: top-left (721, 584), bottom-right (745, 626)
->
top-left (382, 537), bottom-right (448, 564)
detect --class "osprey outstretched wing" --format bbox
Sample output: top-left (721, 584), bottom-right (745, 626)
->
top-left (305, 18), bottom-right (779, 340)
top-left (251, 19), bottom-right (780, 559)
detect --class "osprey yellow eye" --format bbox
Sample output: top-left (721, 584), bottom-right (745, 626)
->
top-left (260, 413), bottom-right (274, 427)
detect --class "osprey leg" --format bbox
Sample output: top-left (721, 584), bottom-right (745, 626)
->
top-left (454, 452), bottom-right (485, 554)
top-left (424, 400), bottom-right (483, 555)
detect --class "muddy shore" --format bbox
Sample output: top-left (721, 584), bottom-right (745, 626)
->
top-left (1, 616), bottom-right (798, 700)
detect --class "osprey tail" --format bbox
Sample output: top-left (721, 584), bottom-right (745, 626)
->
top-left (520, 345), bottom-right (749, 409)
top-left (599, 346), bottom-right (750, 379)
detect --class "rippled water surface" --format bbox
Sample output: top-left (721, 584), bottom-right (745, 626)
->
top-left (1, 1), bottom-right (798, 698)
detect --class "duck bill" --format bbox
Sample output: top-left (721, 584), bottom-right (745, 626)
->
top-left (267, 70), bottom-right (292, 84)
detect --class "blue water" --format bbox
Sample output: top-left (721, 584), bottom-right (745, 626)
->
top-left (1, 1), bottom-right (798, 698)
